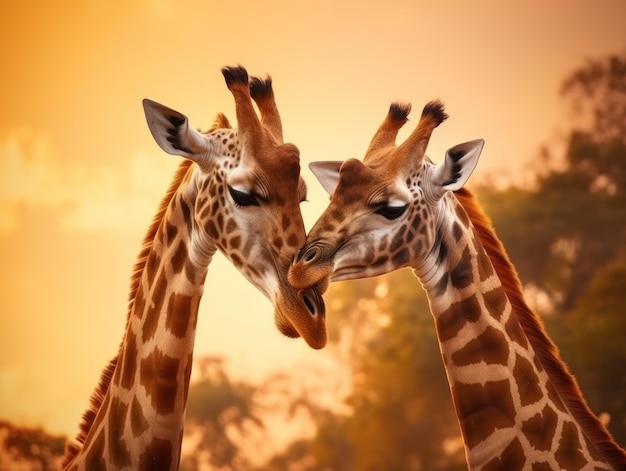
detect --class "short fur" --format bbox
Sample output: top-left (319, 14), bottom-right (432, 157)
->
top-left (422, 99), bottom-right (448, 126)
top-left (249, 76), bottom-right (273, 100)
top-left (455, 187), bottom-right (626, 468)
top-left (389, 102), bottom-right (411, 123)
top-left (221, 65), bottom-right (249, 88)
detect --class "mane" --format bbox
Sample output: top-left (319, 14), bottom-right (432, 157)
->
top-left (62, 159), bottom-right (194, 466)
top-left (454, 187), bottom-right (626, 468)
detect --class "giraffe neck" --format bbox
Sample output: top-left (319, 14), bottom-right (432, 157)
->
top-left (413, 192), bottom-right (619, 470)
top-left (64, 162), bottom-right (215, 471)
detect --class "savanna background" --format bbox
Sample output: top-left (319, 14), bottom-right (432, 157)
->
top-left (1, 1), bottom-right (626, 469)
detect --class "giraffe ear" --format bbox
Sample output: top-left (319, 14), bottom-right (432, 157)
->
top-left (309, 161), bottom-right (343, 195)
top-left (143, 99), bottom-right (209, 160)
top-left (433, 139), bottom-right (484, 192)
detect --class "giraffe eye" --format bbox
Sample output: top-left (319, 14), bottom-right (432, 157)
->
top-left (228, 186), bottom-right (260, 207)
top-left (375, 204), bottom-right (408, 220)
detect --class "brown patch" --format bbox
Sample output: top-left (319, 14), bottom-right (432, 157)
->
top-left (225, 218), bottom-right (237, 233)
top-left (166, 292), bottom-right (197, 338)
top-left (287, 233), bottom-right (300, 248)
top-left (452, 325), bottom-right (509, 367)
top-left (483, 287), bottom-right (508, 321)
top-left (272, 236), bottom-right (283, 250)
top-left (449, 247), bottom-right (473, 289)
top-left (183, 352), bottom-right (193, 406)
top-left (476, 246), bottom-right (494, 282)
top-left (433, 273), bottom-right (448, 297)
top-left (411, 212), bottom-right (421, 230)
top-left (120, 334), bottom-right (138, 390)
top-left (140, 349), bottom-right (180, 415)
top-left (390, 225), bottom-right (406, 252)
top-left (377, 234), bottom-right (389, 252)
top-left (139, 437), bottom-right (174, 471)
top-left (391, 247), bottom-right (409, 266)
top-left (84, 428), bottom-right (106, 471)
top-left (229, 235), bottom-right (241, 250)
top-left (282, 214), bottom-right (291, 231)
top-left (165, 222), bottom-right (177, 244)
top-left (231, 253), bottom-right (243, 268)
top-left (522, 404), bottom-right (558, 452)
top-left (436, 294), bottom-right (481, 342)
top-left (482, 437), bottom-right (526, 471)
top-left (372, 254), bottom-right (389, 267)
top-left (131, 397), bottom-right (149, 438)
top-left (454, 379), bottom-right (516, 449)
top-left (204, 220), bottom-right (218, 240)
top-left (531, 462), bottom-right (554, 471)
top-left (170, 241), bottom-right (187, 274)
top-left (555, 421), bottom-right (587, 470)
top-left (145, 251), bottom-right (160, 287)
top-left (133, 285), bottom-right (146, 320)
top-left (109, 397), bottom-right (131, 467)
top-left (142, 269), bottom-right (168, 343)
top-left (179, 195), bottom-right (192, 228)
top-left (504, 314), bottom-right (528, 349)
top-left (452, 221), bottom-right (463, 242)
top-left (513, 353), bottom-right (543, 406)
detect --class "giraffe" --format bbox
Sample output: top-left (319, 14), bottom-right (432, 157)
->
top-left (62, 65), bottom-right (326, 471)
top-left (289, 101), bottom-right (626, 469)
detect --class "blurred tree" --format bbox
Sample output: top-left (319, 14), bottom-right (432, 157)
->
top-left (475, 52), bottom-right (626, 450)
top-left (547, 254), bottom-right (626, 445)
top-left (478, 52), bottom-right (626, 313)
top-left (0, 421), bottom-right (65, 470)
top-left (341, 270), bottom-right (465, 471)
top-left (272, 271), bottom-right (466, 470)
top-left (181, 357), bottom-right (262, 471)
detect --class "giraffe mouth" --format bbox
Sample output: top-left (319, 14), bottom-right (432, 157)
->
top-left (331, 265), bottom-right (366, 281)
top-left (274, 284), bottom-right (327, 349)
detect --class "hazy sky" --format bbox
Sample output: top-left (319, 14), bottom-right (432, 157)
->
top-left (1, 0), bottom-right (625, 438)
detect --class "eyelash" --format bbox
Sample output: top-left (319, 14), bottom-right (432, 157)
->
top-left (228, 186), bottom-right (260, 207)
top-left (375, 204), bottom-right (408, 220)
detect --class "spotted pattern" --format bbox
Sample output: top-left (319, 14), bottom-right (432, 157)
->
top-left (427, 195), bottom-right (613, 470)
top-left (292, 101), bottom-right (621, 469)
top-left (64, 67), bottom-right (318, 470)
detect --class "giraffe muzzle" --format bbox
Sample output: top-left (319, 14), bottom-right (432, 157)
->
top-left (289, 241), bottom-right (334, 289)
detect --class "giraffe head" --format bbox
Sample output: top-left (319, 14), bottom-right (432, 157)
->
top-left (289, 100), bottom-right (484, 289)
top-left (143, 65), bottom-right (326, 349)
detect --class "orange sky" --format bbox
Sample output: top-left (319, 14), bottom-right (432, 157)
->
top-left (1, 0), bottom-right (625, 438)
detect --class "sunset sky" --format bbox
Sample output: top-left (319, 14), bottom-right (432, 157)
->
top-left (1, 0), bottom-right (625, 439)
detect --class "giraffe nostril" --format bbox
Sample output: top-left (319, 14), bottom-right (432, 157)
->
top-left (297, 245), bottom-right (321, 264)
top-left (301, 292), bottom-right (317, 316)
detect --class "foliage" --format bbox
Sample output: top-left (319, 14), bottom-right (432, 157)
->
top-left (477, 52), bottom-right (626, 313)
top-left (476, 51), bottom-right (626, 447)
top-left (181, 357), bottom-right (262, 471)
top-left (278, 51), bottom-right (626, 468)
top-left (547, 254), bottom-right (626, 445)
top-left (270, 271), bottom-right (466, 471)
top-left (0, 421), bottom-right (65, 471)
